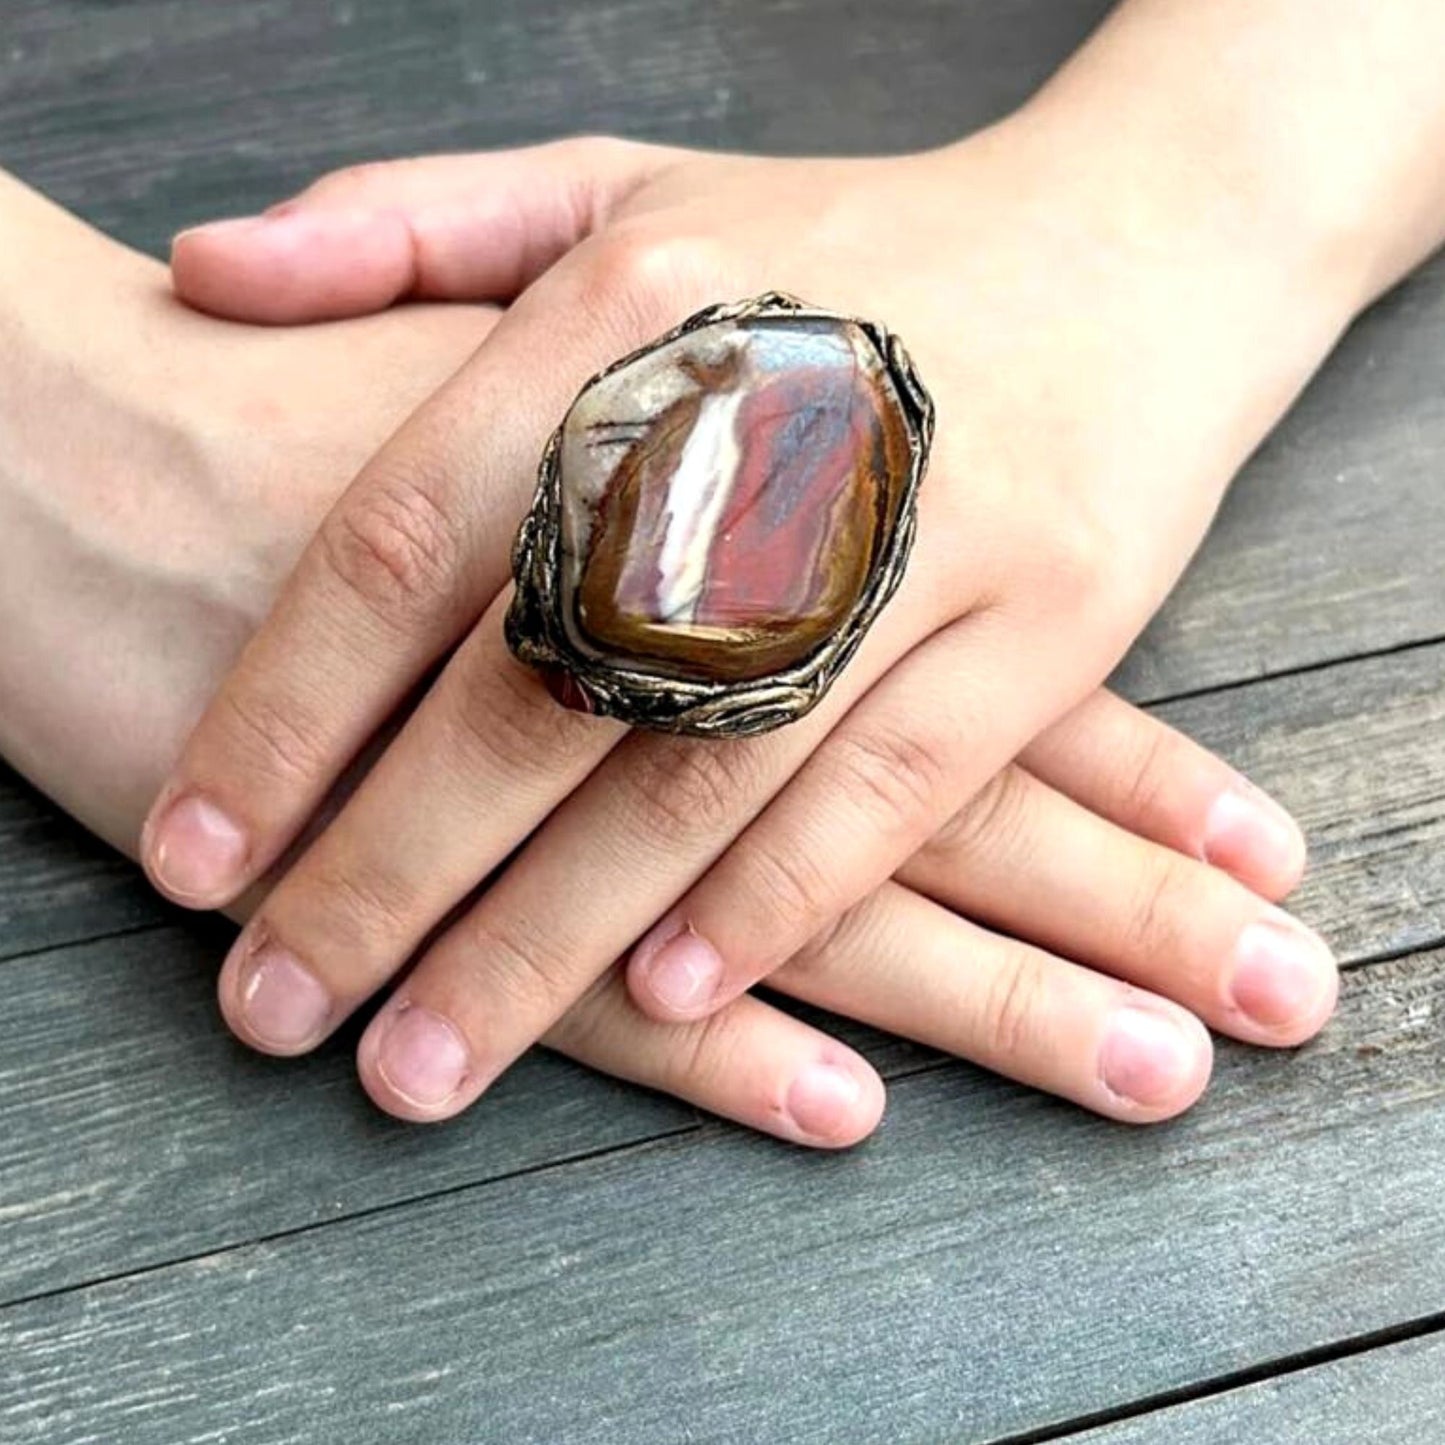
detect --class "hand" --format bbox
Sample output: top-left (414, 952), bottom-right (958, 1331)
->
top-left (0, 169), bottom-right (1326, 1143)
top-left (143, 105), bottom-right (1346, 1127)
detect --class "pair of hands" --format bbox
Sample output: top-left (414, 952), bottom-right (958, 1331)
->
top-left (140, 118), bottom-right (1341, 1143)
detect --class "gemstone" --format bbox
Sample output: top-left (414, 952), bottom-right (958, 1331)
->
top-left (554, 311), bottom-right (917, 683)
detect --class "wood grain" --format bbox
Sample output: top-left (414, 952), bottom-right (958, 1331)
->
top-left (0, 771), bottom-right (165, 963)
top-left (1115, 265), bottom-right (1445, 701)
top-left (1073, 1334), bottom-right (1445, 1445)
top-left (3, 949), bottom-right (1442, 1445)
top-left (1155, 640), bottom-right (1445, 966)
top-left (0, 641), bottom-right (1439, 1310)
top-left (1, 0), bottom-right (1110, 253)
top-left (0, 920), bottom-right (696, 1307)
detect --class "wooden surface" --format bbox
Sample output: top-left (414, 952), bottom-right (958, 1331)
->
top-left (2, 1), bottom-right (1443, 1441)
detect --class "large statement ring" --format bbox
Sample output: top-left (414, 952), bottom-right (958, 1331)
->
top-left (505, 291), bottom-right (934, 738)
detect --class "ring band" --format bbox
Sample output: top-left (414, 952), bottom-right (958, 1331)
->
top-left (506, 291), bottom-right (934, 738)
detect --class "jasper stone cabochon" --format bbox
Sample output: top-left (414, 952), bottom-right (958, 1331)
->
top-left (557, 313), bottom-right (916, 684)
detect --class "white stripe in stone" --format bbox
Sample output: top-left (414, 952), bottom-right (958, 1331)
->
top-left (654, 388), bottom-right (745, 623)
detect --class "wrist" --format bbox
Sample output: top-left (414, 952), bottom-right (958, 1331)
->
top-left (994, 0), bottom-right (1445, 325)
top-left (962, 106), bottom-right (1369, 348)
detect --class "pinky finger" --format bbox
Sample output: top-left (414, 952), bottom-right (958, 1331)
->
top-left (773, 882), bottom-right (1214, 1124)
top-left (540, 979), bottom-right (886, 1150)
top-left (1021, 689), bottom-right (1307, 901)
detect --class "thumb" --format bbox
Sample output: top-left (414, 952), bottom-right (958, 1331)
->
top-left (170, 136), bottom-right (681, 324)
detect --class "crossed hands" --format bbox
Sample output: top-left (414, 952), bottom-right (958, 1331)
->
top-left (142, 123), bottom-right (1341, 1145)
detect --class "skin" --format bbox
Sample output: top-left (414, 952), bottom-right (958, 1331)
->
top-left (137, 0), bottom-right (1445, 1131)
top-left (0, 170), bottom-right (1333, 1143)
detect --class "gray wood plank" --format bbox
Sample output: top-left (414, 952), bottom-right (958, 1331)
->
top-left (0, 3), bottom-right (1440, 1442)
top-left (3, 947), bottom-right (1442, 1445)
top-left (0, 771), bottom-right (165, 962)
top-left (1115, 267), bottom-right (1445, 700)
top-left (0, 919), bottom-right (695, 1306)
top-left (1, 0), bottom-right (1110, 254)
top-left (1156, 640), bottom-right (1445, 966)
top-left (1074, 1333), bottom-right (1445, 1445)
top-left (0, 638), bottom-right (1440, 1309)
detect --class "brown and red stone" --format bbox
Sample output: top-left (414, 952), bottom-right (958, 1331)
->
top-left (554, 312), bottom-right (915, 683)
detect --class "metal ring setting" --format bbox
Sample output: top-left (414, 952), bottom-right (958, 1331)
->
top-left (505, 291), bottom-right (934, 738)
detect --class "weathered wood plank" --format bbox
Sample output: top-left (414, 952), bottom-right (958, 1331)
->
top-left (1115, 269), bottom-right (1445, 700)
top-left (0, 920), bottom-right (695, 1305)
top-left (1156, 640), bottom-right (1445, 966)
top-left (0, 2), bottom-right (1439, 1437)
top-left (0, 772), bottom-right (165, 962)
top-left (1, 0), bottom-right (1109, 253)
top-left (0, 639), bottom-right (1440, 1311)
top-left (3, 949), bottom-right (1442, 1445)
top-left (1074, 1333), bottom-right (1445, 1445)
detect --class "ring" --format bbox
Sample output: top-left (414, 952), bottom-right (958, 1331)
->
top-left (505, 291), bottom-right (934, 738)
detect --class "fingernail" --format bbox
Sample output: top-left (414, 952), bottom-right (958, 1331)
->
top-left (376, 1005), bottom-right (470, 1109)
top-left (785, 1062), bottom-right (864, 1142)
top-left (1229, 915), bottom-right (1336, 1030)
top-left (1203, 782), bottom-right (1305, 882)
top-left (237, 942), bottom-right (331, 1051)
top-left (148, 794), bottom-right (248, 904)
top-left (1100, 1006), bottom-right (1198, 1107)
top-left (174, 209), bottom-right (323, 246)
top-left (641, 926), bottom-right (724, 1014)
top-left (173, 215), bottom-right (269, 243)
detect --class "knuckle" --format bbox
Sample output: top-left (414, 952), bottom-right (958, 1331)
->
top-left (554, 133), bottom-right (636, 174)
top-left (1023, 501), bottom-right (1118, 615)
top-left (981, 949), bottom-right (1051, 1063)
top-left (668, 1007), bottom-right (753, 1100)
top-left (535, 135), bottom-right (648, 242)
top-left (736, 837), bottom-right (835, 938)
top-left (830, 722), bottom-right (954, 840)
top-left (578, 228), bottom-right (732, 332)
top-left (1121, 854), bottom-right (1193, 962)
top-left (623, 736), bottom-right (762, 843)
top-left (445, 654), bottom-right (598, 780)
top-left (318, 472), bottom-right (461, 626)
top-left (1116, 723), bottom-right (1180, 827)
top-left (301, 159), bottom-right (401, 204)
top-left (213, 685), bottom-right (332, 788)
top-left (460, 911), bottom-right (574, 1016)
top-left (301, 858), bottom-right (417, 955)
top-left (927, 766), bottom-right (1032, 864)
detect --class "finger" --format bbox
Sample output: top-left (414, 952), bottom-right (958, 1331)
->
top-left (171, 137), bottom-right (683, 322)
top-left (214, 604), bottom-right (624, 1055)
top-left (542, 975), bottom-right (885, 1149)
top-left (625, 611), bottom-right (1084, 1022)
top-left (141, 267), bottom-right (654, 910)
top-left (897, 766), bottom-right (1338, 1048)
top-left (1021, 689), bottom-right (1306, 899)
top-left (774, 881), bottom-right (1213, 1124)
top-left (340, 561), bottom-right (953, 1120)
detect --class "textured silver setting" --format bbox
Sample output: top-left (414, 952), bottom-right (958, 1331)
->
top-left (504, 291), bottom-right (934, 737)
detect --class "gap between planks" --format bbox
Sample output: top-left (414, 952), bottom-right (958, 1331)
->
top-left (986, 1306), bottom-right (1445, 1445)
